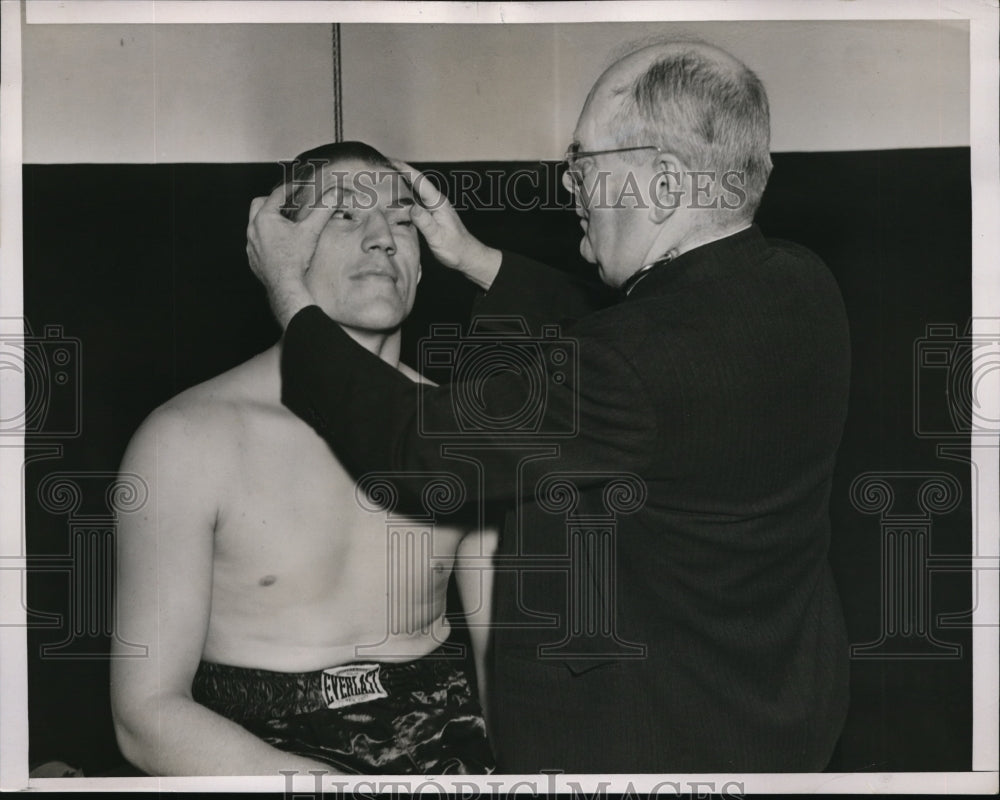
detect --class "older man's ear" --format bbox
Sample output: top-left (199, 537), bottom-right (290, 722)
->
top-left (649, 153), bottom-right (686, 224)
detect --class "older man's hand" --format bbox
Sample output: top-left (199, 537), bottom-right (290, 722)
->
top-left (246, 184), bottom-right (335, 328)
top-left (391, 160), bottom-right (502, 291)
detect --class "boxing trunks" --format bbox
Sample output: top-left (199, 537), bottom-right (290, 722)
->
top-left (191, 643), bottom-right (494, 774)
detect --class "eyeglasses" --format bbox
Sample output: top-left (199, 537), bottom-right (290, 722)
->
top-left (562, 144), bottom-right (663, 189)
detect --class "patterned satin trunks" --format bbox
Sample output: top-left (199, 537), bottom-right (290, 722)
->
top-left (191, 643), bottom-right (495, 774)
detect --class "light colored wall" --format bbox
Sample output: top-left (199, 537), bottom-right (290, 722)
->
top-left (22, 24), bottom-right (335, 163)
top-left (343, 20), bottom-right (970, 160)
top-left (22, 20), bottom-right (968, 164)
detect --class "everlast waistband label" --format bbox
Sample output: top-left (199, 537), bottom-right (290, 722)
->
top-left (321, 663), bottom-right (389, 709)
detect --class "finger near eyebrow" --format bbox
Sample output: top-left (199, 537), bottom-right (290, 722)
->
top-left (285, 181), bottom-right (343, 210)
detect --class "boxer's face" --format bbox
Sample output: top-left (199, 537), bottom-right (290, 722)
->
top-left (300, 158), bottom-right (421, 333)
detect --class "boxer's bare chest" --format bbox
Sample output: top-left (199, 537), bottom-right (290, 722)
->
top-left (200, 402), bottom-right (463, 666)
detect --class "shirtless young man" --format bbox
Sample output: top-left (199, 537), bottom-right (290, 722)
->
top-left (110, 142), bottom-right (496, 776)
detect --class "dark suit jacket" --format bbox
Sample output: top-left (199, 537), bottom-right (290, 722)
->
top-left (281, 224), bottom-right (851, 773)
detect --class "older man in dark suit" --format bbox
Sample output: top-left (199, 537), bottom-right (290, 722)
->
top-left (247, 40), bottom-right (851, 773)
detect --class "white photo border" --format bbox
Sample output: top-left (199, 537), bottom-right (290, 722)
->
top-left (2, 0), bottom-right (997, 794)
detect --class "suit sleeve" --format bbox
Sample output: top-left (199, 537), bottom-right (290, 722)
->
top-left (471, 251), bottom-right (613, 333)
top-left (281, 259), bottom-right (656, 507)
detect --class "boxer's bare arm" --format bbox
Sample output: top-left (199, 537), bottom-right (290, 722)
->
top-left (110, 403), bottom-right (336, 776)
top-left (454, 527), bottom-right (498, 714)
top-left (400, 362), bottom-right (498, 705)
